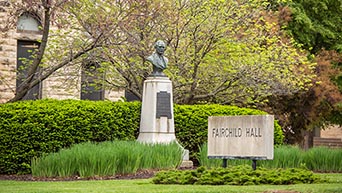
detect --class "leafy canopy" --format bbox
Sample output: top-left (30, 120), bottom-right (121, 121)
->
top-left (287, 0), bottom-right (342, 53)
top-left (17, 0), bottom-right (316, 106)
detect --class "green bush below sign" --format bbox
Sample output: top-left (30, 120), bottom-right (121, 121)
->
top-left (152, 165), bottom-right (325, 185)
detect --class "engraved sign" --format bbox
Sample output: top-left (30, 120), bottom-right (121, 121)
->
top-left (156, 91), bottom-right (172, 119)
top-left (208, 115), bottom-right (274, 160)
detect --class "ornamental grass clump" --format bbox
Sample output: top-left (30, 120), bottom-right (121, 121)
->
top-left (199, 143), bottom-right (342, 172)
top-left (31, 141), bottom-right (183, 177)
top-left (260, 145), bottom-right (303, 169)
top-left (303, 146), bottom-right (342, 172)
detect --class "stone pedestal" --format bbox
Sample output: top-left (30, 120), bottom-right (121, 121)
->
top-left (137, 76), bottom-right (176, 143)
top-left (137, 76), bottom-right (193, 167)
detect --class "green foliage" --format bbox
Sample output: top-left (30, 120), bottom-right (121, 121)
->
top-left (287, 0), bottom-right (342, 53)
top-left (328, 105), bottom-right (342, 126)
top-left (167, 0), bottom-right (315, 105)
top-left (199, 144), bottom-right (342, 172)
top-left (32, 141), bottom-right (182, 177)
top-left (50, 0), bottom-right (316, 106)
top-left (3, 0), bottom-right (317, 106)
top-left (0, 99), bottom-right (141, 174)
top-left (303, 146), bottom-right (342, 172)
top-left (0, 99), bottom-right (282, 174)
top-left (152, 165), bottom-right (324, 185)
top-left (174, 104), bottom-right (284, 159)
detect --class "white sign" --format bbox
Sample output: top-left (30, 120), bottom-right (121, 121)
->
top-left (208, 115), bottom-right (274, 160)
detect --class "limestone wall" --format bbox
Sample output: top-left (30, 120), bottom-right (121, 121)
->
top-left (0, 1), bottom-right (124, 103)
top-left (321, 125), bottom-right (342, 139)
top-left (0, 1), bottom-right (19, 103)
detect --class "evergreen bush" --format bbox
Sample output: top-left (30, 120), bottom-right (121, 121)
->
top-left (0, 99), bottom-right (140, 174)
top-left (152, 165), bottom-right (324, 185)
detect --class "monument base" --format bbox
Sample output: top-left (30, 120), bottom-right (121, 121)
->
top-left (180, 149), bottom-right (193, 167)
top-left (137, 76), bottom-right (191, 164)
top-left (137, 132), bottom-right (176, 143)
top-left (179, 160), bottom-right (194, 168)
top-left (138, 76), bottom-right (175, 143)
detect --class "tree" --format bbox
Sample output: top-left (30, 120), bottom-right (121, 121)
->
top-left (0, 0), bottom-right (132, 102)
top-left (2, 0), bottom-right (316, 107)
top-left (286, 0), bottom-right (342, 94)
top-left (99, 0), bottom-right (316, 105)
top-left (266, 50), bottom-right (342, 145)
top-left (1, 0), bottom-right (52, 102)
top-left (1, 0), bottom-right (98, 102)
top-left (265, 0), bottom-right (342, 145)
top-left (101, 0), bottom-right (171, 99)
top-left (287, 0), bottom-right (342, 53)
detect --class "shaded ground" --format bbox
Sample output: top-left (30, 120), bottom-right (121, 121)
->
top-left (0, 169), bottom-right (157, 181)
top-left (0, 166), bottom-right (196, 181)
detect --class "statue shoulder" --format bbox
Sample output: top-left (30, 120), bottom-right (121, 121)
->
top-left (147, 54), bottom-right (155, 63)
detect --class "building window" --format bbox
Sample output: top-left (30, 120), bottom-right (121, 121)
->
top-left (16, 12), bottom-right (42, 100)
top-left (125, 90), bottom-right (140, 101)
top-left (16, 40), bottom-right (42, 100)
top-left (17, 12), bottom-right (41, 32)
top-left (81, 62), bottom-right (104, 100)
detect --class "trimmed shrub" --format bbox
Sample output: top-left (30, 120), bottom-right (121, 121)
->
top-left (0, 99), bottom-right (282, 174)
top-left (152, 165), bottom-right (324, 185)
top-left (0, 99), bottom-right (141, 174)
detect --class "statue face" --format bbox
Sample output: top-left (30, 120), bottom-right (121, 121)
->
top-left (155, 41), bottom-right (166, 55)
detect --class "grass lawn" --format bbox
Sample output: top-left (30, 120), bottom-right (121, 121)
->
top-left (0, 173), bottom-right (341, 193)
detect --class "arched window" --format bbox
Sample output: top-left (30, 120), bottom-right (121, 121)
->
top-left (17, 12), bottom-right (41, 32)
top-left (16, 12), bottom-right (42, 100)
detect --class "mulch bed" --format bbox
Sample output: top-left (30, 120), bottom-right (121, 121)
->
top-left (0, 169), bottom-right (157, 181)
top-left (0, 166), bottom-right (196, 181)
top-left (0, 169), bottom-right (306, 193)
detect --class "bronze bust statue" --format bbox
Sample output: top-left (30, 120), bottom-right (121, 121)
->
top-left (147, 40), bottom-right (168, 77)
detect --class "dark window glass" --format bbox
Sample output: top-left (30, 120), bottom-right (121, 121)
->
top-left (81, 62), bottom-right (104, 100)
top-left (125, 90), bottom-right (140, 102)
top-left (16, 40), bottom-right (42, 100)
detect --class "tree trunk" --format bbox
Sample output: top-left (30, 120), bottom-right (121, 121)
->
top-left (8, 2), bottom-right (50, 103)
top-left (302, 130), bottom-right (314, 151)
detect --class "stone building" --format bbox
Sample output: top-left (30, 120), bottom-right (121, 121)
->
top-left (0, 1), bottom-right (125, 103)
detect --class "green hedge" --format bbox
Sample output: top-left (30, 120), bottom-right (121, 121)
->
top-left (0, 99), bottom-right (283, 174)
top-left (0, 99), bottom-right (141, 174)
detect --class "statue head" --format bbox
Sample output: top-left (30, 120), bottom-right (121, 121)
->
top-left (154, 40), bottom-right (166, 55)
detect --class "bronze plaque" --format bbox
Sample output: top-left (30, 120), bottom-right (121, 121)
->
top-left (156, 91), bottom-right (172, 119)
